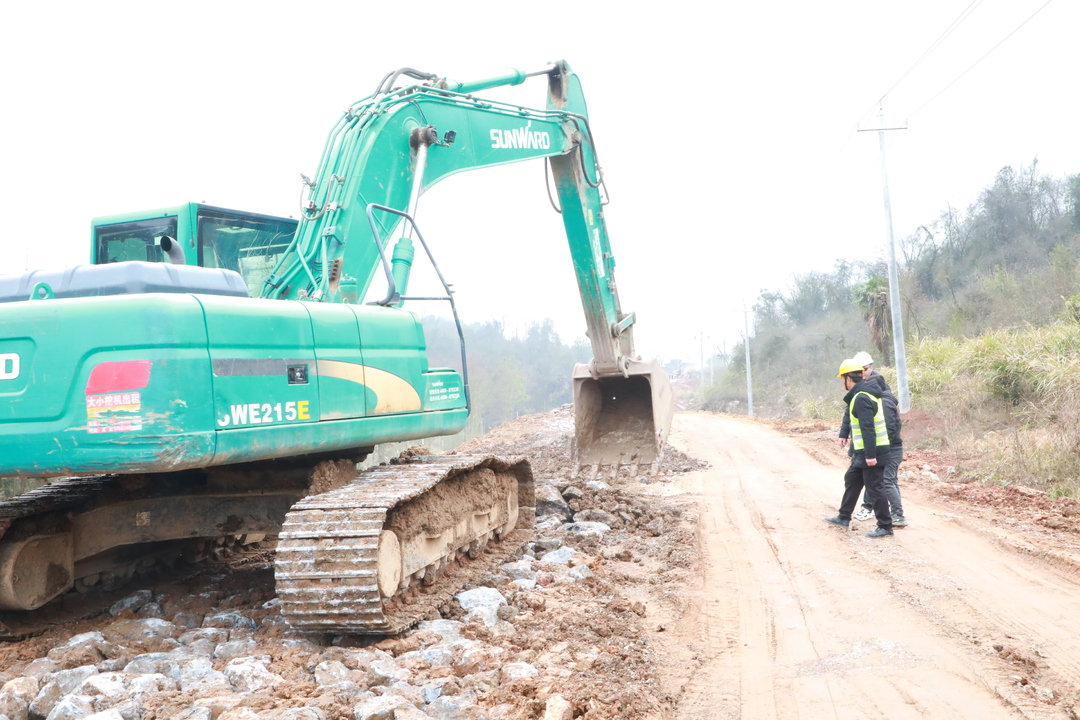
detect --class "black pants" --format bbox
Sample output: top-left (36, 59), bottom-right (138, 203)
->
top-left (839, 453), bottom-right (893, 531)
top-left (859, 445), bottom-right (904, 517)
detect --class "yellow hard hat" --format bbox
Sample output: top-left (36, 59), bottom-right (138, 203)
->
top-left (837, 359), bottom-right (865, 377)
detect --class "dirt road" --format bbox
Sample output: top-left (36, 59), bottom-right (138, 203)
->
top-left (650, 412), bottom-right (1080, 720)
top-left (7, 408), bottom-right (1080, 720)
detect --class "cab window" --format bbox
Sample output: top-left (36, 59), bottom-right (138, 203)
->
top-left (95, 218), bottom-right (178, 265)
top-left (198, 211), bottom-right (296, 296)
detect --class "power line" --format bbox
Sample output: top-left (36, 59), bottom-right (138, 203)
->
top-left (838, 0), bottom-right (985, 157)
top-left (878, 0), bottom-right (986, 105)
top-left (909, 0), bottom-right (1055, 118)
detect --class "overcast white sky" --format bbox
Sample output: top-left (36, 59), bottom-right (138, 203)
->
top-left (1, 0), bottom-right (1076, 366)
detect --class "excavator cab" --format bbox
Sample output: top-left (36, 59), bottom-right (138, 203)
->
top-left (92, 204), bottom-right (298, 297)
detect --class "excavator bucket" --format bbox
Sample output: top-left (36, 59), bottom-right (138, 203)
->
top-left (572, 360), bottom-right (674, 467)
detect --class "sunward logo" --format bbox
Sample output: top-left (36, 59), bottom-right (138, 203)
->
top-left (0, 353), bottom-right (19, 380)
top-left (490, 121), bottom-right (551, 150)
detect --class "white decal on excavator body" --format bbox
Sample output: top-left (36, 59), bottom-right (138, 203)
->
top-left (0, 353), bottom-right (19, 380)
top-left (490, 121), bottom-right (551, 150)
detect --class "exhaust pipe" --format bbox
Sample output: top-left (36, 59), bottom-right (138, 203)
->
top-left (572, 359), bottom-right (674, 466)
top-left (160, 236), bottom-right (186, 265)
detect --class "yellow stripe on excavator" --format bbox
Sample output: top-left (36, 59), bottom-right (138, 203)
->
top-left (316, 360), bottom-right (422, 414)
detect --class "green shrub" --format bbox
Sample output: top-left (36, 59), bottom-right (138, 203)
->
top-left (800, 396), bottom-right (843, 421)
top-left (1048, 482), bottom-right (1078, 499)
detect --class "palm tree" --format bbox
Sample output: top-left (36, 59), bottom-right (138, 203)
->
top-left (856, 276), bottom-right (892, 365)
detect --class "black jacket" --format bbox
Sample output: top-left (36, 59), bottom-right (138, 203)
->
top-left (839, 378), bottom-right (886, 460)
top-left (839, 371), bottom-right (902, 447)
top-left (867, 369), bottom-right (892, 394)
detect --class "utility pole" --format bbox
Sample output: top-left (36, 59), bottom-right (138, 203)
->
top-left (699, 334), bottom-right (705, 388)
top-left (716, 337), bottom-right (726, 386)
top-left (857, 104), bottom-right (911, 413)
top-left (743, 304), bottom-right (754, 417)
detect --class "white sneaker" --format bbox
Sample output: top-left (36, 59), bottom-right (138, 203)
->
top-left (853, 507), bottom-right (874, 521)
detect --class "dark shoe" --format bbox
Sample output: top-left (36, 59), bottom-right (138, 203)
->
top-left (823, 516), bottom-right (850, 528)
top-left (866, 527), bottom-right (894, 538)
top-left (891, 515), bottom-right (908, 528)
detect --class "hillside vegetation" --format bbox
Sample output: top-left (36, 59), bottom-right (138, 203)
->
top-left (703, 161), bottom-right (1080, 493)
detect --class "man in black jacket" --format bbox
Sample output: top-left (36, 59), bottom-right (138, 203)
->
top-left (840, 351), bottom-right (907, 527)
top-left (825, 359), bottom-right (894, 538)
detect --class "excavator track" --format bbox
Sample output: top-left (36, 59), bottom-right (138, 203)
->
top-left (276, 454), bottom-right (534, 635)
top-left (0, 475), bottom-right (118, 524)
top-left (0, 553), bottom-right (206, 639)
top-left (0, 459), bottom-right (316, 627)
top-left (0, 471), bottom-right (281, 639)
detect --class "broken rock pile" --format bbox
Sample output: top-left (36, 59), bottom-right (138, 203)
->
top-left (0, 408), bottom-right (703, 720)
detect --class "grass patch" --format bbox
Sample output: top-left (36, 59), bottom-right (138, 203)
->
top-left (1048, 482), bottom-right (1079, 499)
top-left (799, 396), bottom-right (844, 421)
top-left (868, 323), bottom-right (1080, 491)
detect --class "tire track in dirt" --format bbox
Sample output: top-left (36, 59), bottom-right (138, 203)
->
top-left (872, 514), bottom-right (1080, 715)
top-left (786, 425), bottom-right (1080, 716)
top-left (664, 449), bottom-right (741, 720)
top-left (657, 412), bottom-right (1066, 719)
top-left (712, 421), bottom-right (843, 720)
top-left (720, 471), bottom-right (782, 719)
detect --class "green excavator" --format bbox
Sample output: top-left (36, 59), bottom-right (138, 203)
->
top-left (0, 61), bottom-right (673, 634)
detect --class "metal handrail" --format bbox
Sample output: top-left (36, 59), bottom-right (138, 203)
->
top-left (364, 203), bottom-right (470, 411)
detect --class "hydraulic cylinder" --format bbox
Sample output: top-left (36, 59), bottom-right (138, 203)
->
top-left (391, 237), bottom-right (415, 305)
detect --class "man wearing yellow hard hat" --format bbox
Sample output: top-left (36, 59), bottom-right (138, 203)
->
top-left (841, 351), bottom-right (907, 527)
top-left (824, 358), bottom-right (894, 538)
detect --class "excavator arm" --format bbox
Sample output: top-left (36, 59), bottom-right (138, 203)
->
top-left (265, 61), bottom-right (672, 466)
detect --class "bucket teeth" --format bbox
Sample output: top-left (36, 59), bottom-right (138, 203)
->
top-left (275, 454), bottom-right (534, 635)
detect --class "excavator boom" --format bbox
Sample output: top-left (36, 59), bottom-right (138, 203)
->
top-left (264, 60), bottom-right (673, 467)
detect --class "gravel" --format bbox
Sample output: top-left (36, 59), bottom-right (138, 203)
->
top-left (0, 406), bottom-right (704, 720)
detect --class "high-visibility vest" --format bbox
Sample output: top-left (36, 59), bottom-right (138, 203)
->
top-left (849, 391), bottom-right (889, 451)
